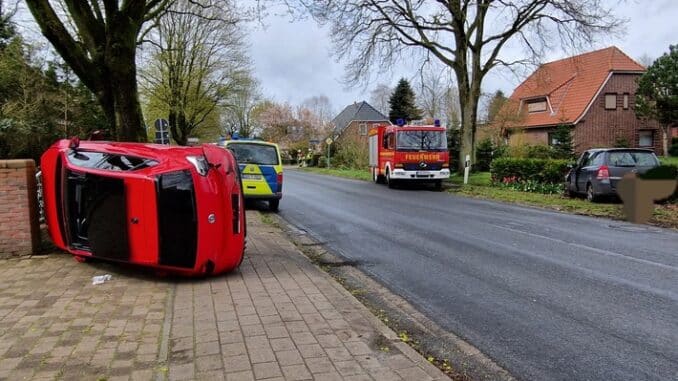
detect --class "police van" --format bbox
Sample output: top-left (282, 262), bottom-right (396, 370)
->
top-left (220, 139), bottom-right (283, 211)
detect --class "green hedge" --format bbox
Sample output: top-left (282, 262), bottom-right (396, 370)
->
top-left (490, 157), bottom-right (571, 184)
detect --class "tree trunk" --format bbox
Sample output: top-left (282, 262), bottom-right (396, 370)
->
top-left (457, 91), bottom-right (480, 174)
top-left (106, 17), bottom-right (145, 142)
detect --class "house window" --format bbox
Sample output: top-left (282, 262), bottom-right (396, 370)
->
top-left (623, 93), bottom-right (629, 109)
top-left (638, 130), bottom-right (653, 147)
top-left (359, 123), bottom-right (368, 136)
top-left (605, 93), bottom-right (617, 110)
top-left (548, 132), bottom-right (559, 146)
top-left (526, 98), bottom-right (547, 113)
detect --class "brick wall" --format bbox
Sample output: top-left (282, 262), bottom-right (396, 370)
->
top-left (575, 73), bottom-right (662, 154)
top-left (0, 160), bottom-right (40, 258)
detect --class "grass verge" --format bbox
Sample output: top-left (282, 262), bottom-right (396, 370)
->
top-left (297, 167), bottom-right (677, 229)
top-left (299, 167), bottom-right (372, 181)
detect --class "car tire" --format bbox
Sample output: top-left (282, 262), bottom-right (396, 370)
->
top-left (586, 183), bottom-right (599, 203)
top-left (564, 182), bottom-right (575, 198)
top-left (269, 199), bottom-right (280, 212)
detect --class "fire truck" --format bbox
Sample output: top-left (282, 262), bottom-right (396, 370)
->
top-left (369, 119), bottom-right (450, 189)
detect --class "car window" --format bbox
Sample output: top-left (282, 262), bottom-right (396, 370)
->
top-left (584, 153), bottom-right (597, 166)
top-left (228, 143), bottom-right (279, 165)
top-left (591, 153), bottom-right (605, 166)
top-left (67, 150), bottom-right (158, 171)
top-left (577, 152), bottom-right (590, 167)
top-left (608, 151), bottom-right (658, 167)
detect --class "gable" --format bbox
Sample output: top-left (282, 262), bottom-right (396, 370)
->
top-left (332, 101), bottom-right (389, 135)
top-left (505, 46), bottom-right (645, 129)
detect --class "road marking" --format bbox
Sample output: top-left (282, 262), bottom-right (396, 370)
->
top-left (492, 224), bottom-right (678, 272)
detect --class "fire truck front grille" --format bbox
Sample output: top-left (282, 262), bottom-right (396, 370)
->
top-left (403, 163), bottom-right (442, 171)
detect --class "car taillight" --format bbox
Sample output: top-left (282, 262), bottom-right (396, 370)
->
top-left (596, 165), bottom-right (609, 180)
top-left (277, 172), bottom-right (283, 192)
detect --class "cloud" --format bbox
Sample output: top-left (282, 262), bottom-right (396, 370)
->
top-left (249, 0), bottom-right (677, 111)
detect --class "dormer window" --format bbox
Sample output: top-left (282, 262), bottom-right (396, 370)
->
top-left (526, 98), bottom-right (548, 113)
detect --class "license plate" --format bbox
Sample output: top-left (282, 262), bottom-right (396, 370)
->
top-left (241, 174), bottom-right (261, 180)
top-left (416, 171), bottom-right (431, 176)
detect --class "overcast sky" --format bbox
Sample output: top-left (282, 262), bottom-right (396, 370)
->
top-left (248, 0), bottom-right (678, 114)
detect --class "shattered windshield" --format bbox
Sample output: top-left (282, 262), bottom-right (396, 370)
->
top-left (67, 150), bottom-right (158, 171)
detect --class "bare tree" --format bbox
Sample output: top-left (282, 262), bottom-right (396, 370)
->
top-left (414, 64), bottom-right (457, 121)
top-left (636, 53), bottom-right (654, 68)
top-left (368, 84), bottom-right (393, 116)
top-left (302, 95), bottom-right (334, 126)
top-left (140, 0), bottom-right (249, 145)
top-left (24, 0), bottom-right (254, 141)
top-left (222, 73), bottom-right (263, 138)
top-left (296, 0), bottom-right (624, 171)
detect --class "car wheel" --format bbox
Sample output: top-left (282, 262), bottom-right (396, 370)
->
top-left (564, 182), bottom-right (575, 198)
top-left (586, 183), bottom-right (599, 202)
top-left (269, 199), bottom-right (280, 212)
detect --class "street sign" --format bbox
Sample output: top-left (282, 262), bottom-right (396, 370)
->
top-left (325, 137), bottom-right (333, 145)
top-left (154, 119), bottom-right (169, 132)
top-left (154, 119), bottom-right (170, 144)
top-left (155, 130), bottom-right (170, 144)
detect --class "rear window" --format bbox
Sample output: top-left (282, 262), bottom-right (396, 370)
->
top-left (67, 150), bottom-right (158, 171)
top-left (228, 143), bottom-right (279, 165)
top-left (608, 151), bottom-right (658, 167)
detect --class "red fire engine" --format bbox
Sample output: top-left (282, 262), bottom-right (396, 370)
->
top-left (369, 119), bottom-right (450, 189)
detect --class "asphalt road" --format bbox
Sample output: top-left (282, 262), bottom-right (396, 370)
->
top-left (279, 169), bottom-right (678, 381)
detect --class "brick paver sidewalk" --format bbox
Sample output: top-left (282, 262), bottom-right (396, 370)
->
top-left (0, 212), bottom-right (446, 380)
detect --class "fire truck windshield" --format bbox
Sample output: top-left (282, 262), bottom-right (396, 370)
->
top-left (396, 130), bottom-right (447, 151)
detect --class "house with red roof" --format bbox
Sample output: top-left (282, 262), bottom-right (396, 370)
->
top-left (500, 46), bottom-right (662, 154)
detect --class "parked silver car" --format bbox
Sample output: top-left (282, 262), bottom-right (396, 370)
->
top-left (565, 148), bottom-right (660, 202)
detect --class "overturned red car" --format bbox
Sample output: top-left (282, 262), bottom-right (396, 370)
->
top-left (40, 139), bottom-right (246, 276)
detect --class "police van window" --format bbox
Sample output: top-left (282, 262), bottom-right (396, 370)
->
top-left (228, 143), bottom-right (279, 165)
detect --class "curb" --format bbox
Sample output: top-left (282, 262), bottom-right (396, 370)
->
top-left (270, 211), bottom-right (515, 381)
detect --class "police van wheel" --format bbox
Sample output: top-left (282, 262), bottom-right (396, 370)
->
top-left (269, 199), bottom-right (280, 212)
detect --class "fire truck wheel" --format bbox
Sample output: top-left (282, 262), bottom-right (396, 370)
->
top-left (373, 168), bottom-right (385, 184)
top-left (386, 170), bottom-right (396, 189)
top-left (433, 180), bottom-right (443, 191)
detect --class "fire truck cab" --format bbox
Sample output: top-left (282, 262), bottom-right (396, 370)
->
top-left (369, 120), bottom-right (450, 189)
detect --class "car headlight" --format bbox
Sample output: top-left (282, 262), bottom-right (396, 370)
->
top-left (186, 156), bottom-right (209, 176)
